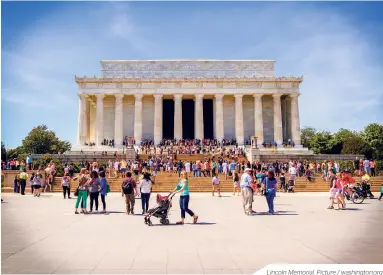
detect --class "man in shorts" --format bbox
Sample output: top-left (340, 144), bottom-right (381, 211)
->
top-left (288, 165), bottom-right (297, 185)
top-left (212, 174), bottom-right (221, 197)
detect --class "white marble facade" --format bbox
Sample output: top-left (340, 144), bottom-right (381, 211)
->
top-left (75, 60), bottom-right (303, 148)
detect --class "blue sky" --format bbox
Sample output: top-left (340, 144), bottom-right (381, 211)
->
top-left (2, 1), bottom-right (383, 149)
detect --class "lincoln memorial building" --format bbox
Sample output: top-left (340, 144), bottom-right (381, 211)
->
top-left (74, 60), bottom-right (304, 151)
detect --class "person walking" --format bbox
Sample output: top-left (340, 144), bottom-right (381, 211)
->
top-left (32, 170), bottom-right (43, 197)
top-left (212, 174), bottom-right (221, 197)
top-left (30, 173), bottom-right (35, 195)
top-left (75, 168), bottom-right (90, 214)
top-left (88, 171), bottom-right (101, 212)
top-left (61, 173), bottom-right (72, 199)
top-left (13, 175), bottom-right (20, 193)
top-left (240, 168), bottom-right (256, 216)
top-left (19, 169), bottom-right (29, 195)
top-left (140, 172), bottom-right (152, 214)
top-left (262, 171), bottom-right (277, 215)
top-left (172, 171), bottom-right (198, 225)
top-left (99, 171), bottom-right (108, 213)
top-left (233, 171), bottom-right (240, 196)
top-left (121, 172), bottom-right (138, 215)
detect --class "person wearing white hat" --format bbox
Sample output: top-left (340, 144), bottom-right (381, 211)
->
top-left (240, 168), bottom-right (256, 216)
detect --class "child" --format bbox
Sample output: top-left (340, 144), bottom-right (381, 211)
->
top-left (379, 184), bottom-right (383, 201)
top-left (328, 187), bottom-right (340, 209)
top-left (279, 173), bottom-right (286, 192)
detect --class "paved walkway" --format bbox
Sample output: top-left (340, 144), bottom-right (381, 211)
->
top-left (1, 192), bottom-right (382, 274)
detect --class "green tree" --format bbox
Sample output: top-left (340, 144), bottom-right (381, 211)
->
top-left (301, 127), bottom-right (316, 148)
top-left (310, 131), bottom-right (334, 154)
top-left (6, 146), bottom-right (25, 160)
top-left (22, 125), bottom-right (71, 154)
top-left (341, 136), bottom-right (373, 158)
top-left (1, 142), bottom-right (6, 161)
top-left (362, 123), bottom-right (383, 160)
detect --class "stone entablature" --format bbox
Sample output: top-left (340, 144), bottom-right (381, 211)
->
top-left (100, 60), bottom-right (276, 78)
top-left (75, 77), bottom-right (302, 96)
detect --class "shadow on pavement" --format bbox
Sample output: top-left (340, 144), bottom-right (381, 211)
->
top-left (256, 211), bottom-right (298, 216)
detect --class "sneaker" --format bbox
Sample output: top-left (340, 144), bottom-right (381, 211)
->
top-left (327, 206), bottom-right (334, 209)
top-left (193, 216), bottom-right (198, 224)
top-left (131, 211), bottom-right (134, 215)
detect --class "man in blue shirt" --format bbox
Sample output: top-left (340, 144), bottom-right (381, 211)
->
top-left (240, 168), bottom-right (255, 216)
top-left (26, 154), bottom-right (33, 170)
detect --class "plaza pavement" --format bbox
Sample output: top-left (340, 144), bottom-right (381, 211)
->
top-left (1, 192), bottom-right (382, 274)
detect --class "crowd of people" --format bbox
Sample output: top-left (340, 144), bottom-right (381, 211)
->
top-left (5, 151), bottom-right (383, 221)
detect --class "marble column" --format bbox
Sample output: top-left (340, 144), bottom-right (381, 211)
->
top-left (134, 94), bottom-right (143, 144)
top-left (215, 94), bottom-right (224, 142)
top-left (272, 94), bottom-right (283, 145)
top-left (154, 94), bottom-right (163, 145)
top-left (194, 94), bottom-right (204, 140)
top-left (290, 94), bottom-right (302, 146)
top-left (77, 94), bottom-right (88, 146)
top-left (95, 94), bottom-right (105, 146)
top-left (174, 94), bottom-right (183, 140)
top-left (234, 94), bottom-right (244, 145)
top-left (114, 94), bottom-right (124, 147)
top-left (253, 94), bottom-right (264, 146)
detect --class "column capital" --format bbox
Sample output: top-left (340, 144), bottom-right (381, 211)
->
top-left (79, 93), bottom-right (87, 100)
top-left (215, 94), bottom-right (224, 100)
top-left (153, 94), bottom-right (163, 99)
top-left (95, 93), bottom-right (105, 100)
top-left (134, 94), bottom-right (143, 101)
top-left (234, 94), bottom-right (244, 99)
top-left (115, 94), bottom-right (124, 99)
top-left (195, 94), bottom-right (204, 100)
top-left (272, 93), bottom-right (282, 98)
top-left (289, 93), bottom-right (300, 98)
top-left (253, 94), bottom-right (264, 99)
top-left (174, 94), bottom-right (183, 101)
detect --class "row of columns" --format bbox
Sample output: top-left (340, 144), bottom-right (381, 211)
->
top-left (77, 93), bottom-right (301, 147)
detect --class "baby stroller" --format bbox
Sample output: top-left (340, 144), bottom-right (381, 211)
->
top-left (144, 192), bottom-right (175, 226)
top-left (287, 180), bottom-right (295, 193)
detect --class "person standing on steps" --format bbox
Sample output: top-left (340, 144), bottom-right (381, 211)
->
top-left (172, 171), bottom-right (198, 225)
top-left (122, 172), bottom-right (138, 215)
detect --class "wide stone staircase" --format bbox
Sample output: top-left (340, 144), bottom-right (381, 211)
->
top-left (3, 173), bottom-right (381, 193)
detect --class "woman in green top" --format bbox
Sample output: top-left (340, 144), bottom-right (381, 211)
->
top-left (172, 171), bottom-right (198, 225)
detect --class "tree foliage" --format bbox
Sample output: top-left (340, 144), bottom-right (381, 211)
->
top-left (361, 123), bottom-right (383, 160)
top-left (21, 125), bottom-right (71, 154)
top-left (1, 142), bottom-right (6, 161)
top-left (341, 136), bottom-right (373, 158)
top-left (301, 123), bottom-right (383, 160)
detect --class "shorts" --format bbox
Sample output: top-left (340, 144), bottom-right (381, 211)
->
top-left (337, 189), bottom-right (343, 194)
top-left (121, 168), bottom-right (126, 173)
top-left (289, 174), bottom-right (296, 181)
top-left (34, 185), bottom-right (41, 189)
top-left (213, 184), bottom-right (221, 190)
top-left (233, 181), bottom-right (239, 187)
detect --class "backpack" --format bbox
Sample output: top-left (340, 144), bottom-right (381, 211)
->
top-left (123, 178), bottom-right (133, 194)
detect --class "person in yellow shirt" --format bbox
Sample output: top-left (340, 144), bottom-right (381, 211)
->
top-left (19, 169), bottom-right (29, 195)
top-left (361, 172), bottom-right (370, 183)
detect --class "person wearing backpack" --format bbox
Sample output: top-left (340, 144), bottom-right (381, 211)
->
top-left (121, 172), bottom-right (138, 215)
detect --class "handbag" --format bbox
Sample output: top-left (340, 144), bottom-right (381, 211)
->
top-left (262, 178), bottom-right (268, 196)
top-left (74, 186), bottom-right (79, 197)
top-left (107, 184), bottom-right (111, 193)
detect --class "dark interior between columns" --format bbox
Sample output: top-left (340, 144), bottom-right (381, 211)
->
top-left (203, 99), bottom-right (214, 139)
top-left (182, 99), bottom-right (195, 139)
top-left (162, 99), bottom-right (174, 139)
